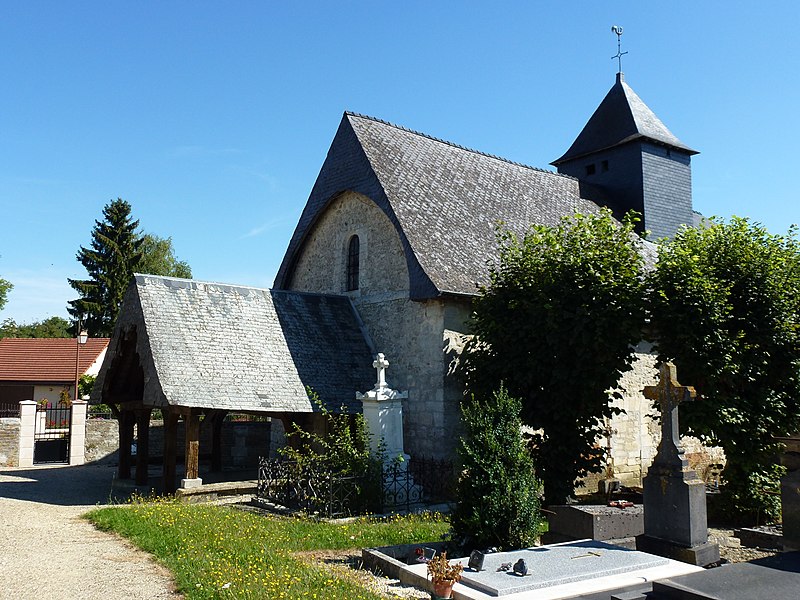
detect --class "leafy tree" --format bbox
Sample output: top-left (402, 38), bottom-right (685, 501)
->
top-left (138, 234), bottom-right (192, 279)
top-left (463, 209), bottom-right (646, 504)
top-left (0, 277), bottom-right (10, 311)
top-left (450, 387), bottom-right (544, 551)
top-left (0, 316), bottom-right (71, 339)
top-left (68, 199), bottom-right (144, 337)
top-left (648, 217), bottom-right (800, 520)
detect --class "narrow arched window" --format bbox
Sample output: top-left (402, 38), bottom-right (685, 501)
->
top-left (346, 235), bottom-right (360, 291)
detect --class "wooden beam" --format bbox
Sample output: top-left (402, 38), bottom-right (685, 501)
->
top-left (184, 410), bottom-right (201, 481)
top-left (210, 411), bottom-right (227, 472)
top-left (163, 410), bottom-right (179, 495)
top-left (135, 407), bottom-right (152, 486)
top-left (118, 409), bottom-right (134, 480)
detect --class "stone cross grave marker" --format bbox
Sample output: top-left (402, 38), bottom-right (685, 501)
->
top-left (644, 362), bottom-right (696, 468)
top-left (637, 361), bottom-right (719, 566)
top-left (373, 352), bottom-right (390, 390)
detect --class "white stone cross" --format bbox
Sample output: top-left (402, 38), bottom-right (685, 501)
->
top-left (373, 353), bottom-right (390, 390)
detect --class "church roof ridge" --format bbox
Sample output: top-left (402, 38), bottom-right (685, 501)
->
top-left (344, 111), bottom-right (577, 182)
top-left (133, 273), bottom-right (352, 301)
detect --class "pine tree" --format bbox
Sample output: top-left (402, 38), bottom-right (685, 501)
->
top-left (68, 199), bottom-right (144, 337)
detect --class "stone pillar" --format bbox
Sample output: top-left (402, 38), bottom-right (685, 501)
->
top-left (18, 400), bottom-right (36, 468)
top-left (69, 400), bottom-right (88, 466)
top-left (636, 363), bottom-right (719, 566)
top-left (135, 408), bottom-right (152, 485)
top-left (163, 411), bottom-right (180, 495)
top-left (182, 411), bottom-right (202, 489)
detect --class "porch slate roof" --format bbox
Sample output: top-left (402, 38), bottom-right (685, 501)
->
top-left (93, 274), bottom-right (375, 413)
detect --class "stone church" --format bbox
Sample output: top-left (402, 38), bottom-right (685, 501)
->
top-left (94, 72), bottom-right (711, 489)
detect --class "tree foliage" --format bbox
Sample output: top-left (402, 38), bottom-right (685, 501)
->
top-left (0, 316), bottom-right (72, 339)
top-left (138, 234), bottom-right (192, 279)
top-left (0, 277), bottom-right (11, 311)
top-left (450, 387), bottom-right (544, 551)
top-left (463, 209), bottom-right (647, 504)
top-left (68, 200), bottom-right (192, 337)
top-left (68, 199), bottom-right (144, 337)
top-left (648, 217), bottom-right (800, 520)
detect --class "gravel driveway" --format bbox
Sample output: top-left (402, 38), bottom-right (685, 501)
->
top-left (0, 464), bottom-right (180, 600)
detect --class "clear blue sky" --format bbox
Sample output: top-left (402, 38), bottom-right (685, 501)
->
top-left (2, 2), bottom-right (798, 323)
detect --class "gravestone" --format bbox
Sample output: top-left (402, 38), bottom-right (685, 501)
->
top-left (777, 434), bottom-right (800, 551)
top-left (635, 362), bottom-right (719, 566)
top-left (544, 504), bottom-right (644, 549)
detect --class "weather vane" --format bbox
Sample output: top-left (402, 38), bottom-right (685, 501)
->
top-left (611, 25), bottom-right (627, 73)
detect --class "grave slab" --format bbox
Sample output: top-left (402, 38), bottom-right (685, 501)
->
top-left (458, 541), bottom-right (665, 596)
top-left (399, 540), bottom-right (702, 600)
top-left (651, 551), bottom-right (800, 600)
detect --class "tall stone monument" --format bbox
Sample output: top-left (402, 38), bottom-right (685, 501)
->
top-left (636, 362), bottom-right (720, 566)
top-left (356, 353), bottom-right (409, 462)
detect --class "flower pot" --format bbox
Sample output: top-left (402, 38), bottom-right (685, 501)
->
top-left (432, 579), bottom-right (455, 599)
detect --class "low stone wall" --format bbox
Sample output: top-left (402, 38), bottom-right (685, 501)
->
top-left (84, 417), bottom-right (272, 470)
top-left (85, 418), bottom-right (120, 464)
top-left (0, 418), bottom-right (20, 466)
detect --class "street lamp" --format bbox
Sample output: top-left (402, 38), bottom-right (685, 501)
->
top-left (74, 321), bottom-right (88, 404)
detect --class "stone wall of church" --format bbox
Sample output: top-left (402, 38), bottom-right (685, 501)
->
top-left (603, 341), bottom-right (725, 489)
top-left (287, 191), bottom-right (466, 458)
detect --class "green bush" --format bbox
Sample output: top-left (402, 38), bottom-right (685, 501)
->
top-left (280, 390), bottom-right (384, 514)
top-left (450, 387), bottom-right (544, 551)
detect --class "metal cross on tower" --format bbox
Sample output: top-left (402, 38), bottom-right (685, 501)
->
top-left (611, 25), bottom-right (628, 74)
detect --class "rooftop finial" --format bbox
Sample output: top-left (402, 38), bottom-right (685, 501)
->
top-left (611, 25), bottom-right (627, 75)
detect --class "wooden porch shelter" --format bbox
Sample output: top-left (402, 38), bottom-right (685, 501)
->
top-left (92, 274), bottom-right (375, 493)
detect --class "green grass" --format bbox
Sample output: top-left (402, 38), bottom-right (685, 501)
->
top-left (86, 499), bottom-right (449, 599)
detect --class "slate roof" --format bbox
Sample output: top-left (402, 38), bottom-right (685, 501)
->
top-left (93, 275), bottom-right (375, 412)
top-left (552, 73), bottom-right (698, 165)
top-left (0, 337), bottom-right (109, 383)
top-left (275, 112), bottom-right (610, 298)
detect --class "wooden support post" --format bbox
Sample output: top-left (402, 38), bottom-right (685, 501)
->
top-left (135, 408), bottom-right (152, 486)
top-left (163, 411), bottom-right (179, 495)
top-left (118, 408), bottom-right (134, 480)
top-left (183, 410), bottom-right (201, 484)
top-left (211, 411), bottom-right (227, 473)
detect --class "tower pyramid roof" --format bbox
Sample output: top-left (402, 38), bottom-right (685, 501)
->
top-left (552, 73), bottom-right (697, 166)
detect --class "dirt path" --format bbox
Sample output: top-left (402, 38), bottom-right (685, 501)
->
top-left (0, 464), bottom-right (180, 600)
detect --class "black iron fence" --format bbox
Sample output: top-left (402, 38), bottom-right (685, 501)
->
top-left (256, 456), bottom-right (456, 517)
top-left (0, 403), bottom-right (20, 418)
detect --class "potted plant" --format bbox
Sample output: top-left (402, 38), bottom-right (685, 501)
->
top-left (427, 551), bottom-right (463, 599)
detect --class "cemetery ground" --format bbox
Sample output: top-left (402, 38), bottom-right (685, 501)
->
top-left (0, 463), bottom-right (786, 600)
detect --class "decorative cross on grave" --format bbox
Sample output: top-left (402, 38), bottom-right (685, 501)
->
top-left (644, 362), bottom-right (696, 466)
top-left (373, 352), bottom-right (390, 390)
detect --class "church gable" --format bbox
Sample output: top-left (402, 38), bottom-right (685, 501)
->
top-left (276, 112), bottom-right (606, 299)
top-left (289, 191), bottom-right (410, 298)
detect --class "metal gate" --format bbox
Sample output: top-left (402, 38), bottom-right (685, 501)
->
top-left (33, 402), bottom-right (72, 464)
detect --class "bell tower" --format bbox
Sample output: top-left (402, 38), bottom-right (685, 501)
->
top-left (552, 31), bottom-right (698, 239)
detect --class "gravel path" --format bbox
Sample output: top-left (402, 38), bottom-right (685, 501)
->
top-left (0, 464), bottom-right (180, 600)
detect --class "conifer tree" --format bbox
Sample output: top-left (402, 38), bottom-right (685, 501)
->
top-left (68, 199), bottom-right (144, 337)
top-left (450, 387), bottom-right (544, 551)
